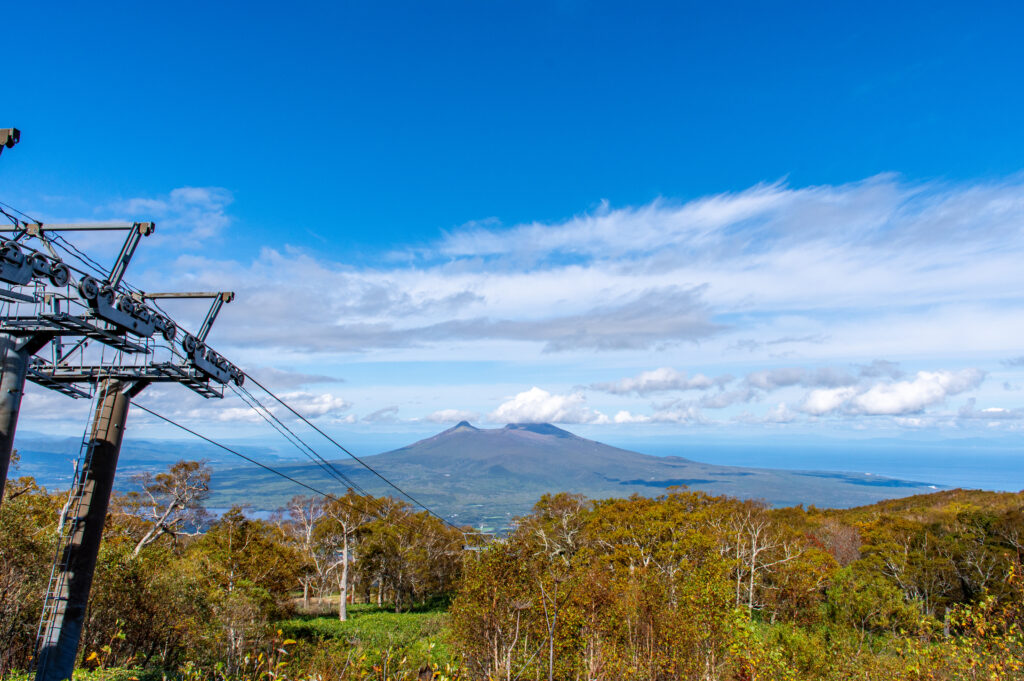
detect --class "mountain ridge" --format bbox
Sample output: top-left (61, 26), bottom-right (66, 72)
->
top-left (11, 422), bottom-right (946, 530)
top-left (207, 421), bottom-right (943, 529)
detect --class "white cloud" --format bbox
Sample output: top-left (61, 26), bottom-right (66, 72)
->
top-left (208, 406), bottom-right (264, 423)
top-left (894, 417), bottom-right (927, 428)
top-left (746, 367), bottom-right (856, 390)
top-left (363, 406), bottom-right (400, 423)
top-left (857, 360), bottom-right (904, 379)
top-left (19, 172), bottom-right (1024, 437)
top-left (127, 173), bottom-right (1024, 374)
top-left (437, 183), bottom-right (790, 260)
top-left (488, 387), bottom-right (609, 424)
top-left (764, 402), bottom-right (797, 423)
top-left (958, 398), bottom-right (1024, 420)
top-left (801, 387), bottom-right (859, 416)
top-left (278, 391), bottom-right (353, 417)
top-left (613, 410), bottom-right (652, 424)
top-left (591, 367), bottom-right (718, 395)
top-left (191, 389), bottom-right (352, 424)
top-left (426, 409), bottom-right (480, 424)
top-left (733, 402), bottom-right (798, 424)
top-left (693, 388), bottom-right (751, 409)
top-left (246, 367), bottom-right (344, 389)
top-left (20, 385), bottom-right (93, 423)
top-left (648, 405), bottom-right (708, 424)
top-left (115, 186), bottom-right (233, 240)
top-left (849, 369), bottom-right (984, 415)
top-left (800, 369), bottom-right (984, 416)
top-left (746, 367), bottom-right (807, 390)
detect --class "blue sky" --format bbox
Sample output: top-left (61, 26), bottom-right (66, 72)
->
top-left (5, 2), bottom-right (1024, 451)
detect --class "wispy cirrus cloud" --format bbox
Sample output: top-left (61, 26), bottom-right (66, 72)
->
top-left (153, 255), bottom-right (722, 353)
top-left (139, 173), bottom-right (1024, 372)
top-left (363, 406), bottom-right (401, 423)
top-left (245, 367), bottom-right (344, 389)
top-left (113, 186), bottom-right (233, 240)
top-left (407, 285), bottom-right (720, 352)
top-left (436, 174), bottom-right (1024, 268)
top-left (24, 173), bottom-right (1024, 435)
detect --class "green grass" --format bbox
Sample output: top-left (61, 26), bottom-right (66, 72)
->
top-left (277, 603), bottom-right (456, 674)
top-left (3, 669), bottom-right (168, 681)
top-left (281, 603), bottom-right (446, 643)
top-left (3, 606), bottom-right (460, 681)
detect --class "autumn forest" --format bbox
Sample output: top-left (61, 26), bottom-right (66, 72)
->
top-left (1, 458), bottom-right (1023, 680)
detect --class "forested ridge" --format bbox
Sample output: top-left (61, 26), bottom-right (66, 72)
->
top-left (1, 457), bottom-right (1022, 680)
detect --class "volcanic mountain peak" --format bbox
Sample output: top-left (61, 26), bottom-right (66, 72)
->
top-left (434, 421), bottom-right (577, 439)
top-left (503, 423), bottom-right (578, 438)
top-left (202, 421), bottom-right (946, 529)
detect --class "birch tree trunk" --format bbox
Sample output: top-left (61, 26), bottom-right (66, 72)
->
top-left (338, 533), bottom-right (350, 621)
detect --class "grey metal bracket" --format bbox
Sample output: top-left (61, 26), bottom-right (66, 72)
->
top-left (134, 291), bottom-right (233, 343)
top-left (1, 314), bottom-right (150, 354)
top-left (109, 222), bottom-right (154, 288)
top-left (0, 241), bottom-right (71, 288)
top-left (132, 291), bottom-right (241, 386)
top-left (0, 288), bottom-right (37, 304)
top-left (26, 367), bottom-right (92, 399)
top-left (18, 333), bottom-right (57, 356)
top-left (0, 222), bottom-right (153, 285)
top-left (152, 362), bottom-right (223, 398)
top-left (199, 292), bottom-right (234, 342)
top-left (76, 276), bottom-right (176, 341)
top-left (26, 361), bottom-right (224, 399)
top-left (0, 128), bottom-right (19, 155)
top-left (180, 333), bottom-right (242, 386)
top-left (0, 222), bottom-right (144, 234)
top-left (124, 380), bottom-right (152, 399)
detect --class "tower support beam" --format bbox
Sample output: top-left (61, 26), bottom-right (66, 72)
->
top-left (0, 333), bottom-right (32, 505)
top-left (35, 380), bottom-right (130, 681)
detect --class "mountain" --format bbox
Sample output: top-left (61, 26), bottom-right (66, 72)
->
top-left (9, 431), bottom-right (289, 491)
top-left (206, 422), bottom-right (943, 530)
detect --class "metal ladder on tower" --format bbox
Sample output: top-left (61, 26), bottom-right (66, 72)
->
top-left (35, 387), bottom-right (107, 663)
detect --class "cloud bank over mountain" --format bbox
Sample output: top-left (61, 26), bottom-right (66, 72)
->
top-left (18, 174), bottom-right (1024, 438)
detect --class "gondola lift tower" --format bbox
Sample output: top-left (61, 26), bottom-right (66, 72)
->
top-left (0, 128), bottom-right (245, 681)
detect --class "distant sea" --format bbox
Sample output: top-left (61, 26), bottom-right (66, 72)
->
top-left (617, 440), bottom-right (1024, 494)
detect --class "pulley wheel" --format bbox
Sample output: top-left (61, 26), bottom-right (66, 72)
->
top-left (48, 262), bottom-right (70, 287)
top-left (0, 240), bottom-right (22, 264)
top-left (28, 253), bottom-right (50, 277)
top-left (161, 318), bottom-right (177, 342)
top-left (78, 276), bottom-right (100, 301)
top-left (134, 303), bottom-right (152, 324)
